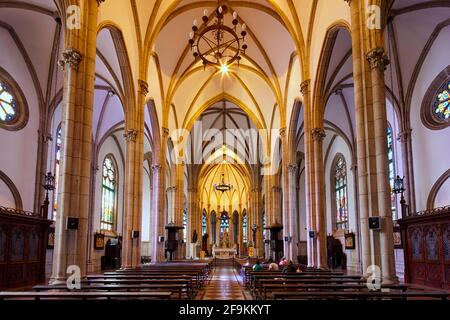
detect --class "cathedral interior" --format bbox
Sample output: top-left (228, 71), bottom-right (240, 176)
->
top-left (0, 0), bottom-right (449, 304)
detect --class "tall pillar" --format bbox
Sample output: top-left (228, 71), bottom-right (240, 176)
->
top-left (301, 80), bottom-right (316, 267)
top-left (121, 81), bottom-right (146, 268)
top-left (397, 129), bottom-right (415, 215)
top-left (287, 164), bottom-right (299, 261)
top-left (151, 128), bottom-right (169, 263)
top-left (347, 0), bottom-right (371, 274)
top-left (280, 128), bottom-right (291, 260)
top-left (173, 162), bottom-right (185, 259)
top-left (311, 128), bottom-right (327, 269)
top-left (187, 187), bottom-right (198, 258)
top-left (51, 0), bottom-right (98, 283)
top-left (367, 47), bottom-right (398, 284)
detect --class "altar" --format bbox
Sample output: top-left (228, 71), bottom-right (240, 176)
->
top-left (212, 230), bottom-right (236, 258)
top-left (213, 247), bottom-right (237, 259)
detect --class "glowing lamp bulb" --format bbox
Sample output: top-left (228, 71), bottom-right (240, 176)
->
top-left (220, 64), bottom-right (229, 74)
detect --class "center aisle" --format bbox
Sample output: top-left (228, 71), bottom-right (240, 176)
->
top-left (198, 262), bottom-right (249, 300)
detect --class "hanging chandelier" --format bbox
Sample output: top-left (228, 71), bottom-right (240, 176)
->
top-left (188, 1), bottom-right (248, 69)
top-left (214, 173), bottom-right (233, 193)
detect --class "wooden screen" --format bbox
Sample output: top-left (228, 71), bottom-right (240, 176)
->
top-left (0, 206), bottom-right (51, 290)
top-left (399, 206), bottom-right (450, 289)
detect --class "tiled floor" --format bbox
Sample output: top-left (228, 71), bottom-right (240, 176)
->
top-left (198, 265), bottom-right (249, 300)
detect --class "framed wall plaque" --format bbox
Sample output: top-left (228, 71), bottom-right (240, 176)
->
top-left (94, 233), bottom-right (105, 250)
top-left (345, 232), bottom-right (355, 249)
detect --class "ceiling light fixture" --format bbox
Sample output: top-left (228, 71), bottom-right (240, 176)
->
top-left (189, 0), bottom-right (248, 70)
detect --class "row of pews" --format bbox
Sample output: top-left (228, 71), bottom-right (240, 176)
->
top-left (0, 261), bottom-right (213, 301)
top-left (241, 263), bottom-right (449, 300)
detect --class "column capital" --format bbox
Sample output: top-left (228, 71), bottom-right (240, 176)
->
top-left (397, 129), bottom-right (412, 143)
top-left (366, 47), bottom-right (390, 71)
top-left (272, 186), bottom-right (282, 193)
top-left (138, 79), bottom-right (149, 96)
top-left (311, 128), bottom-right (326, 142)
top-left (188, 187), bottom-right (198, 193)
top-left (279, 127), bottom-right (286, 138)
top-left (288, 164), bottom-right (298, 173)
top-left (96, 0), bottom-right (106, 6)
top-left (344, 0), bottom-right (351, 6)
top-left (250, 187), bottom-right (262, 193)
top-left (162, 127), bottom-right (170, 137)
top-left (300, 79), bottom-right (310, 96)
top-left (58, 48), bottom-right (82, 71)
top-left (123, 129), bottom-right (138, 142)
top-left (152, 164), bottom-right (162, 173)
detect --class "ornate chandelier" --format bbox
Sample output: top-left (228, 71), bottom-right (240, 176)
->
top-left (214, 173), bottom-right (233, 193)
top-left (188, 1), bottom-right (248, 69)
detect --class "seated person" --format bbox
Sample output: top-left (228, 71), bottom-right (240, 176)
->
top-left (282, 260), bottom-right (296, 273)
top-left (267, 258), bottom-right (279, 271)
top-left (252, 260), bottom-right (263, 271)
top-left (279, 257), bottom-right (287, 267)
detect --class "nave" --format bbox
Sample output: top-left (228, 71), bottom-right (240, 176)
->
top-left (1, 0), bottom-right (450, 305)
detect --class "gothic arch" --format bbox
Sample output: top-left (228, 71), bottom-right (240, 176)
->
top-left (0, 170), bottom-right (23, 210)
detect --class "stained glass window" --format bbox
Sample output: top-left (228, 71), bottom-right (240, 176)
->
top-left (220, 211), bottom-right (230, 233)
top-left (262, 207), bottom-right (266, 240)
top-left (183, 207), bottom-right (187, 241)
top-left (434, 81), bottom-right (450, 121)
top-left (0, 81), bottom-right (17, 123)
top-left (242, 209), bottom-right (247, 244)
top-left (52, 125), bottom-right (62, 221)
top-left (387, 124), bottom-right (397, 221)
top-left (101, 156), bottom-right (117, 231)
top-left (334, 156), bottom-right (348, 230)
top-left (202, 209), bottom-right (207, 236)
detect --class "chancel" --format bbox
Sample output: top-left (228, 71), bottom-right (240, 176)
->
top-left (0, 0), bottom-right (449, 304)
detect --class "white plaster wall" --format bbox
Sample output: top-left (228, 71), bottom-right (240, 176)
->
top-left (0, 28), bottom-right (40, 212)
top-left (410, 27), bottom-right (450, 211)
top-left (0, 179), bottom-right (15, 208)
top-left (324, 135), bottom-right (359, 271)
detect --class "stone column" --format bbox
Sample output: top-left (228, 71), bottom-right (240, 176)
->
top-left (51, 1), bottom-right (98, 283)
top-left (301, 80), bottom-right (316, 267)
top-left (121, 81), bottom-right (146, 268)
top-left (347, 0), bottom-right (371, 275)
top-left (173, 162), bottom-right (185, 259)
top-left (187, 187), bottom-right (198, 258)
top-left (311, 128), bottom-right (328, 269)
top-left (280, 128), bottom-right (291, 260)
top-left (288, 164), bottom-right (299, 261)
top-left (397, 129), bottom-right (415, 215)
top-left (367, 47), bottom-right (398, 284)
top-left (151, 128), bottom-right (169, 263)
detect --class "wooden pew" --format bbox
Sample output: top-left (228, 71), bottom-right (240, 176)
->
top-left (271, 290), bottom-right (449, 300)
top-left (81, 279), bottom-right (195, 299)
top-left (250, 274), bottom-right (362, 294)
top-left (33, 283), bottom-right (187, 300)
top-left (253, 277), bottom-right (366, 299)
top-left (0, 291), bottom-right (172, 300)
top-left (260, 283), bottom-right (409, 300)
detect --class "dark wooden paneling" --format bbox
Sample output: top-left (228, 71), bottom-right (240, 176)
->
top-left (399, 206), bottom-right (450, 289)
top-left (0, 206), bottom-right (51, 290)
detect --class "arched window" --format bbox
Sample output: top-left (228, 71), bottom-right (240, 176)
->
top-left (0, 69), bottom-right (28, 131)
top-left (202, 209), bottom-right (207, 236)
top-left (421, 67), bottom-right (450, 129)
top-left (101, 155), bottom-right (117, 231)
top-left (220, 211), bottom-right (230, 233)
top-left (0, 82), bottom-right (17, 123)
top-left (242, 209), bottom-right (247, 244)
top-left (434, 80), bottom-right (450, 121)
top-left (387, 124), bottom-right (397, 221)
top-left (334, 155), bottom-right (348, 230)
top-left (183, 207), bottom-right (187, 241)
top-left (262, 206), bottom-right (266, 240)
top-left (52, 125), bottom-right (62, 220)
